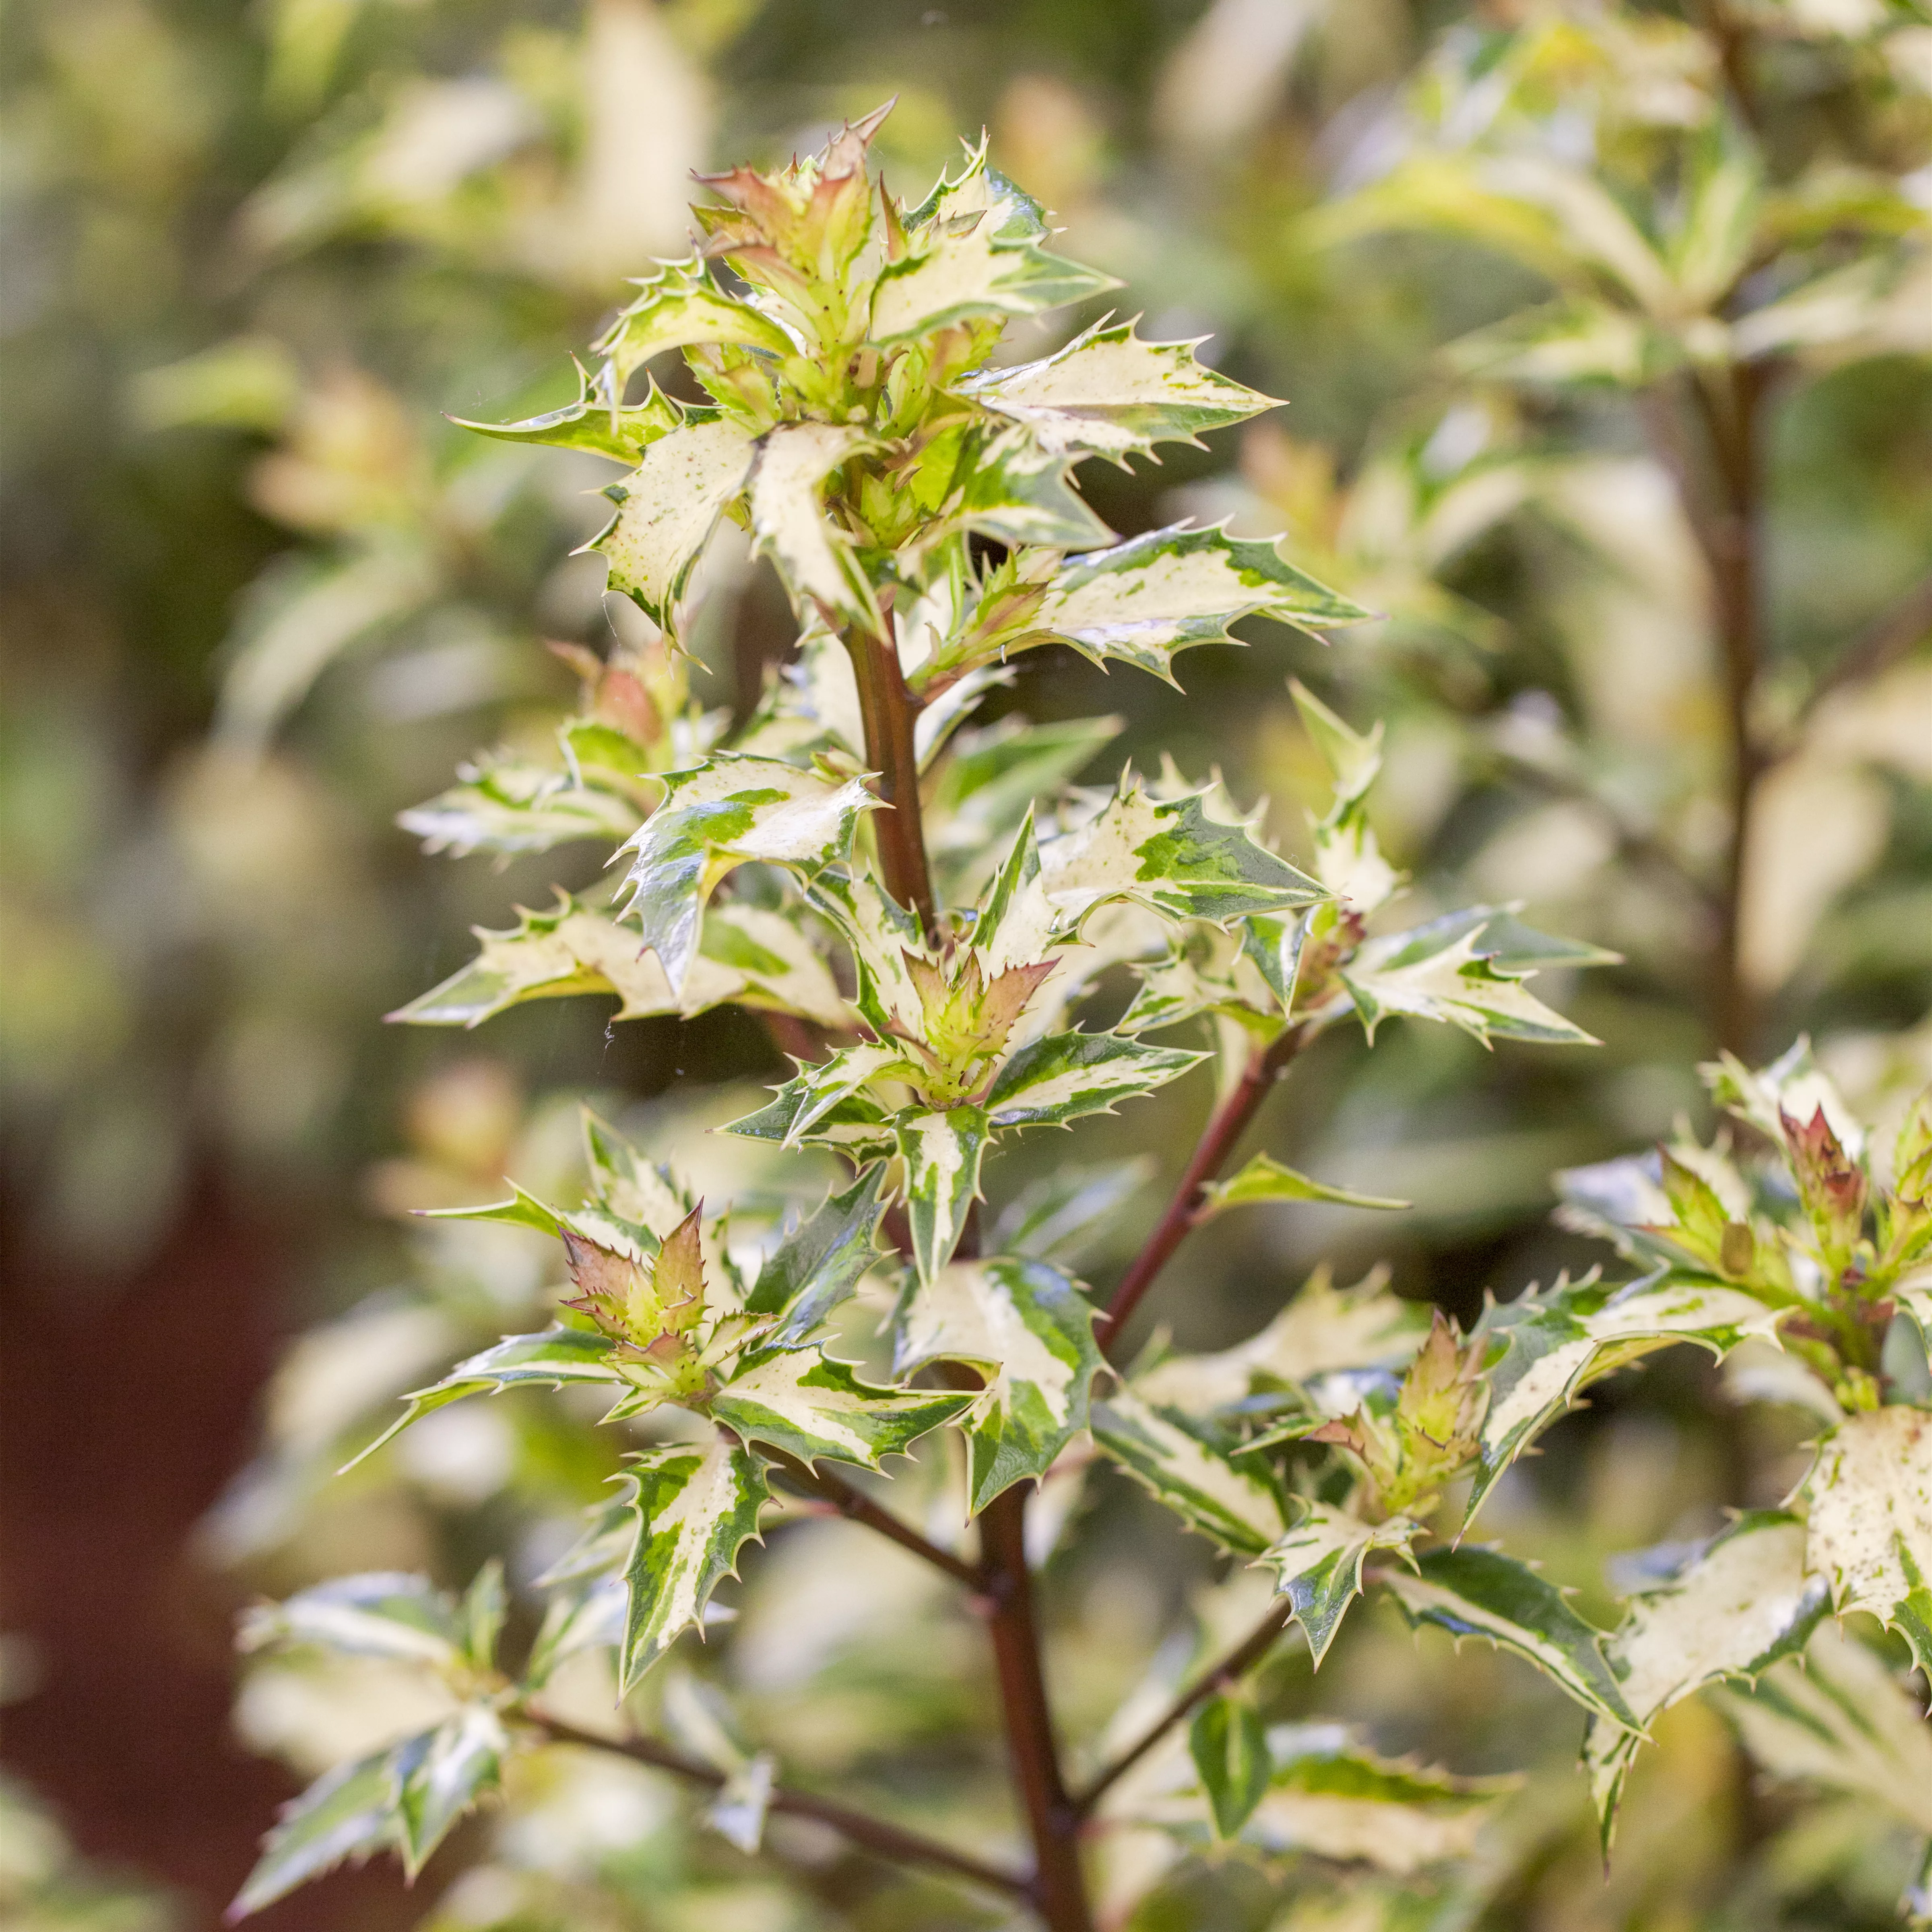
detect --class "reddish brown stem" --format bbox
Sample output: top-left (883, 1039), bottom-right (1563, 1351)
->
top-left (1072, 1600), bottom-right (1293, 1817)
top-left (532, 1715), bottom-right (1029, 1898)
top-left (846, 617), bottom-right (938, 939)
top-left (1101, 1023), bottom-right (1308, 1358)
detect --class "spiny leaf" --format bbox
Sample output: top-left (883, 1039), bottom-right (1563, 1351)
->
top-left (710, 1346), bottom-right (973, 1471)
top-left (983, 1029), bottom-right (1208, 1130)
top-left (896, 1105), bottom-right (989, 1285)
top-left (390, 896), bottom-right (845, 1030)
top-left (1090, 1388), bottom-right (1287, 1556)
top-left (747, 421), bottom-right (880, 627)
top-left (391, 1705), bottom-right (508, 1879)
top-left (1800, 1405), bottom-right (1932, 1677)
top-left (946, 425), bottom-right (1115, 550)
top-left (229, 1748), bottom-right (399, 1919)
top-left (612, 754), bottom-right (874, 991)
top-left (1198, 1152), bottom-right (1409, 1217)
top-left (615, 1434), bottom-right (769, 1692)
top-left (450, 368), bottom-right (682, 464)
top-left (1381, 1545), bottom-right (1640, 1731)
top-left (891, 1255), bottom-right (1103, 1511)
top-left (398, 752), bottom-right (642, 858)
top-left (743, 1168), bottom-right (890, 1347)
top-left (593, 417), bottom-right (759, 635)
top-left (1583, 1513), bottom-right (1829, 1851)
top-left (868, 145), bottom-right (1119, 346)
top-left (1260, 1504), bottom-right (1420, 1669)
top-left (958, 315), bottom-right (1279, 462)
top-left (1470, 1272), bottom-right (1788, 1524)
top-left (594, 254), bottom-right (796, 386)
top-left (344, 1327), bottom-right (621, 1470)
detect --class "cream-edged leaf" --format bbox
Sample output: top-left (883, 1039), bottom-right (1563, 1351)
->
top-left (896, 1105), bottom-right (989, 1285)
top-left (747, 421), bottom-right (880, 627)
top-left (595, 255), bottom-right (797, 385)
top-left (450, 369), bottom-right (682, 464)
top-left (1260, 1505), bottom-right (1420, 1668)
top-left (947, 426), bottom-right (1115, 550)
top-left (869, 149), bottom-right (1118, 346)
top-left (398, 753), bottom-right (642, 858)
top-left (1800, 1405), bottom-right (1932, 1676)
top-left (391, 896), bottom-right (845, 1030)
top-left (743, 1168), bottom-right (890, 1348)
top-left (1583, 1513), bottom-right (1829, 1849)
top-left (593, 417), bottom-right (758, 634)
top-left (712, 1345), bottom-right (972, 1471)
top-left (237, 1573), bottom-right (461, 1670)
top-left (892, 1255), bottom-right (1102, 1511)
top-left (1091, 1387), bottom-right (1287, 1555)
top-left (615, 1434), bottom-right (769, 1692)
top-left (1470, 1273), bottom-right (1788, 1523)
top-left (344, 1327), bottom-right (621, 1469)
top-left (985, 1029), bottom-right (1208, 1129)
top-left (1383, 1545), bottom-right (1640, 1731)
top-left (613, 754), bottom-right (875, 991)
top-left (730, 1042), bottom-right (909, 1151)
top-left (1199, 1152), bottom-right (1409, 1217)
top-left (1025, 522), bottom-right (1370, 683)
top-left (1237, 1724), bottom-right (1517, 1875)
top-left (958, 316), bottom-right (1279, 461)
top-left (391, 1705), bottom-right (508, 1879)
top-left (230, 1748), bottom-right (402, 1918)
top-left (1039, 775), bottom-right (1329, 931)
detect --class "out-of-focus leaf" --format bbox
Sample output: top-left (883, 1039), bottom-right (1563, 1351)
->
top-left (238, 1572), bottom-right (461, 1668)
top-left (230, 1748), bottom-right (399, 1918)
top-left (1583, 1513), bottom-right (1829, 1849)
top-left (392, 1704), bottom-right (508, 1878)
top-left (1198, 1152), bottom-right (1409, 1217)
top-left (398, 753), bottom-right (640, 857)
top-left (1382, 1546), bottom-right (1639, 1730)
top-left (1189, 1694), bottom-right (1270, 1839)
top-left (892, 1255), bottom-right (1102, 1511)
top-left (991, 1157), bottom-right (1156, 1265)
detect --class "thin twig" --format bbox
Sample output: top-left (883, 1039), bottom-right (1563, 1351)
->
top-left (1072, 1601), bottom-right (1294, 1818)
top-left (530, 1715), bottom-right (1030, 1898)
top-left (1101, 1022), bottom-right (1309, 1356)
top-left (1775, 570), bottom-right (1932, 753)
top-left (759, 1442), bottom-right (985, 1591)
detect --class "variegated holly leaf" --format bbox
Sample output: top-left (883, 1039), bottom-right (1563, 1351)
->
top-left (391, 896), bottom-right (845, 1030)
top-left (613, 754), bottom-right (875, 990)
top-left (1091, 1388), bottom-right (1287, 1555)
top-left (723, 1083), bottom-right (896, 1162)
top-left (747, 421), bottom-right (880, 628)
top-left (1019, 522), bottom-right (1370, 684)
top-left (398, 753), bottom-right (642, 857)
top-left (1290, 677), bottom-right (1383, 808)
top-left (947, 425), bottom-right (1115, 550)
top-left (1198, 1153), bottom-right (1410, 1218)
top-left (1800, 1405), bottom-right (1932, 1676)
top-left (729, 1042), bottom-right (910, 1152)
top-left (1382, 1546), bottom-right (1639, 1730)
top-left (1237, 1724), bottom-right (1517, 1875)
top-left (1132, 1264), bottom-right (1424, 1419)
top-left (710, 1346), bottom-right (973, 1470)
top-left (1702, 1034), bottom-right (1867, 1158)
top-left (230, 1746), bottom-right (402, 1917)
top-left (1039, 776), bottom-right (1328, 933)
top-left (391, 1704), bottom-right (509, 1878)
top-left (594, 255), bottom-right (796, 387)
top-left (238, 1573), bottom-right (462, 1670)
top-left (344, 1326), bottom-right (622, 1469)
top-left (897, 1105), bottom-right (989, 1284)
top-left (957, 316), bottom-right (1278, 462)
top-left (1189, 1694), bottom-right (1271, 1840)
top-left (868, 144), bottom-right (1118, 346)
top-left (1583, 1513), bottom-right (1830, 1849)
top-left (984, 1029), bottom-right (1208, 1129)
top-left (593, 417), bottom-right (759, 634)
top-left (450, 368), bottom-right (682, 464)
top-left (1710, 1624), bottom-right (1932, 1835)
top-left (581, 1110), bottom-right (691, 1242)
top-left (613, 1434), bottom-right (769, 1692)
top-left (892, 1255), bottom-right (1102, 1511)
top-left (1342, 907), bottom-right (1608, 1047)
top-left (801, 867), bottom-right (929, 1040)
top-left (1469, 1273), bottom-right (1788, 1523)
top-left (1260, 1504), bottom-right (1420, 1668)
top-left (743, 1168), bottom-right (890, 1348)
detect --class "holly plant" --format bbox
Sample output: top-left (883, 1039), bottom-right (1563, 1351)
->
top-left (229, 110), bottom-right (1932, 1932)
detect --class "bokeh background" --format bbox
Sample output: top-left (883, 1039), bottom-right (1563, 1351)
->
top-left (2, 0), bottom-right (1929, 1926)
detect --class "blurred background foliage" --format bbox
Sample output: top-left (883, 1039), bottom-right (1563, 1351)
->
top-left (1, 0), bottom-right (1928, 1926)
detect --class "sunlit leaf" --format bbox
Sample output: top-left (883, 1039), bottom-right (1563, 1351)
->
top-left (896, 1105), bottom-right (990, 1285)
top-left (1091, 1388), bottom-right (1287, 1555)
top-left (450, 368), bottom-right (683, 463)
top-left (710, 1346), bottom-right (972, 1471)
top-left (392, 1704), bottom-right (508, 1878)
top-left (743, 1168), bottom-right (890, 1347)
top-left (595, 254), bottom-right (795, 385)
top-left (238, 1573), bottom-right (462, 1670)
top-left (1261, 1504), bottom-right (1419, 1668)
top-left (747, 421), bottom-right (880, 627)
top-left (984, 1029), bottom-right (1208, 1129)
